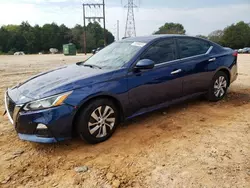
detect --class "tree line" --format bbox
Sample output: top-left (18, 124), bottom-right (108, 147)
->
top-left (207, 21), bottom-right (250, 49)
top-left (0, 21), bottom-right (114, 54)
top-left (0, 20), bottom-right (249, 54)
top-left (155, 21), bottom-right (250, 49)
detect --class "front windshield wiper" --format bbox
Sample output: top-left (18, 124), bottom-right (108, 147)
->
top-left (83, 64), bottom-right (102, 69)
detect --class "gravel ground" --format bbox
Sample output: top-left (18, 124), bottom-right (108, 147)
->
top-left (0, 54), bottom-right (249, 188)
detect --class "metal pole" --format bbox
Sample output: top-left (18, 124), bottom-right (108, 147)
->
top-left (103, 0), bottom-right (107, 46)
top-left (83, 4), bottom-right (87, 55)
top-left (117, 20), bottom-right (119, 41)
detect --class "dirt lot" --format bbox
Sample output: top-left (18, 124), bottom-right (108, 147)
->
top-left (0, 54), bottom-right (249, 188)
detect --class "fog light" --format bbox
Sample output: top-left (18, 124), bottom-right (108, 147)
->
top-left (37, 124), bottom-right (47, 130)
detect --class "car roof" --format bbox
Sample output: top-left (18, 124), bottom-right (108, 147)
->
top-left (121, 34), bottom-right (224, 49)
top-left (122, 34), bottom-right (189, 43)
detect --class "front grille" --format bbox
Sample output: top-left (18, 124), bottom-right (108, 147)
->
top-left (6, 95), bottom-right (15, 119)
top-left (36, 129), bottom-right (53, 138)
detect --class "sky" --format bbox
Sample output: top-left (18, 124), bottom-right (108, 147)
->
top-left (0, 0), bottom-right (249, 39)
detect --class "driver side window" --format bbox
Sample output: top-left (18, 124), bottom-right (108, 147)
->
top-left (141, 39), bottom-right (177, 65)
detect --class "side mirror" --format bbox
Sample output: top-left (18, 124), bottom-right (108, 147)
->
top-left (135, 59), bottom-right (155, 70)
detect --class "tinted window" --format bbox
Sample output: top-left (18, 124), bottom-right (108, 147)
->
top-left (178, 38), bottom-right (211, 58)
top-left (210, 45), bottom-right (221, 54)
top-left (141, 39), bottom-right (176, 64)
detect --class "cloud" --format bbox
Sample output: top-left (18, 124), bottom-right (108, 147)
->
top-left (109, 4), bottom-right (250, 36)
top-left (0, 1), bottom-right (249, 38)
top-left (0, 3), bottom-right (37, 25)
top-left (132, 4), bottom-right (250, 35)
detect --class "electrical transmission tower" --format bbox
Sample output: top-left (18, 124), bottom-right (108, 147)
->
top-left (124, 0), bottom-right (137, 38)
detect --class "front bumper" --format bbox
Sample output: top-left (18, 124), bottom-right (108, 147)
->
top-left (4, 91), bottom-right (75, 143)
top-left (18, 133), bottom-right (58, 143)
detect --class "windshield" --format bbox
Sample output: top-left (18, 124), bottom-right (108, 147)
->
top-left (82, 41), bottom-right (146, 69)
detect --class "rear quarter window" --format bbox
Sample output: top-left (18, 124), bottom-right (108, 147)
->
top-left (177, 38), bottom-right (211, 59)
top-left (210, 45), bottom-right (223, 54)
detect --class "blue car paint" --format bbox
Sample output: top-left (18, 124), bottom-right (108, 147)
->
top-left (18, 133), bottom-right (70, 143)
top-left (16, 105), bottom-right (75, 139)
top-left (127, 61), bottom-right (183, 108)
top-left (18, 134), bottom-right (58, 143)
top-left (5, 35), bottom-right (237, 143)
top-left (16, 64), bottom-right (115, 100)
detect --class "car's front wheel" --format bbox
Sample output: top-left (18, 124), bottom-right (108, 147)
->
top-left (76, 98), bottom-right (119, 144)
top-left (207, 71), bottom-right (229, 102)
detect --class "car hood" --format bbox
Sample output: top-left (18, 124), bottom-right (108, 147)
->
top-left (14, 63), bottom-right (112, 101)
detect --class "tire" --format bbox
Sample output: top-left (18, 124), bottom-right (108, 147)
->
top-left (207, 71), bottom-right (229, 102)
top-left (76, 98), bottom-right (119, 144)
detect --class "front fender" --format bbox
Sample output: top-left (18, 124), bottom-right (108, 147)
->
top-left (64, 78), bottom-right (130, 119)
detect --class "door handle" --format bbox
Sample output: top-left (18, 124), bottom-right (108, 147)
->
top-left (171, 69), bottom-right (182, 75)
top-left (208, 57), bottom-right (216, 62)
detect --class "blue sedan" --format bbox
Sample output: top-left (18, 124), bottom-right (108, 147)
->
top-left (4, 35), bottom-right (238, 144)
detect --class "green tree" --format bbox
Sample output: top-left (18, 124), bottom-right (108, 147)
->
top-left (0, 21), bottom-right (115, 54)
top-left (20, 22), bottom-right (36, 53)
top-left (71, 24), bottom-right (84, 52)
top-left (196, 35), bottom-right (208, 39)
top-left (85, 31), bottom-right (96, 52)
top-left (71, 23), bottom-right (115, 53)
top-left (0, 27), bottom-right (10, 53)
top-left (2, 24), bottom-right (22, 53)
top-left (59, 24), bottom-right (72, 45)
top-left (154, 22), bottom-right (186, 34)
top-left (221, 21), bottom-right (250, 49)
top-left (208, 30), bottom-right (224, 45)
top-left (82, 22), bottom-right (115, 52)
top-left (106, 30), bottom-right (115, 45)
top-left (41, 23), bottom-right (61, 51)
top-left (32, 25), bottom-right (42, 53)
top-left (86, 22), bottom-right (115, 49)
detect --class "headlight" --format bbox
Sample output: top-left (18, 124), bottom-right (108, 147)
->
top-left (23, 91), bottom-right (72, 111)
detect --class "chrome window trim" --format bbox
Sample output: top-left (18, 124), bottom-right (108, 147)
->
top-left (206, 46), bottom-right (214, 54)
top-left (155, 46), bottom-right (213, 67)
top-left (4, 91), bottom-right (14, 124)
top-left (155, 59), bottom-right (180, 67)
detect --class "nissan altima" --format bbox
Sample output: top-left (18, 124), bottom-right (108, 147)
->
top-left (4, 35), bottom-right (238, 144)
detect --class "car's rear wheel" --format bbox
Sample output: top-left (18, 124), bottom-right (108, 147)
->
top-left (207, 71), bottom-right (229, 102)
top-left (76, 98), bottom-right (119, 144)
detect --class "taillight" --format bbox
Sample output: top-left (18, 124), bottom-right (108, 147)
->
top-left (233, 51), bottom-right (238, 57)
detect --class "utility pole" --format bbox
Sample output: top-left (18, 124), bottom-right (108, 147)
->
top-left (117, 20), bottom-right (120, 41)
top-left (82, 1), bottom-right (106, 55)
top-left (124, 0), bottom-right (137, 38)
top-left (103, 0), bottom-right (107, 46)
top-left (82, 4), bottom-right (86, 55)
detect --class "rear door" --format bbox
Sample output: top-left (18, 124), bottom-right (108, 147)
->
top-left (176, 37), bottom-right (213, 96)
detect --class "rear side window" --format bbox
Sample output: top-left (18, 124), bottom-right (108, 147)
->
top-left (141, 39), bottom-right (177, 64)
top-left (177, 38), bottom-right (211, 59)
top-left (210, 45), bottom-right (222, 54)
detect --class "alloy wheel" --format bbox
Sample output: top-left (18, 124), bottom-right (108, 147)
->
top-left (88, 106), bottom-right (116, 138)
top-left (214, 76), bottom-right (227, 97)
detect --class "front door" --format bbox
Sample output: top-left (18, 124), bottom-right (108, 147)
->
top-left (127, 38), bottom-right (183, 114)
